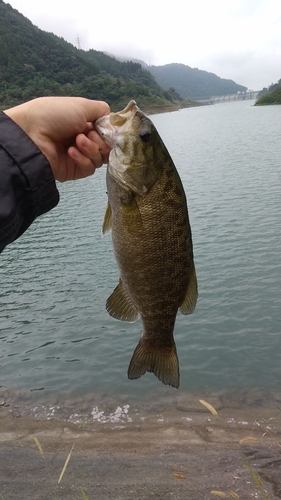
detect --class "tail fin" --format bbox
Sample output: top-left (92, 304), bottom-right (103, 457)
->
top-left (127, 337), bottom-right (179, 389)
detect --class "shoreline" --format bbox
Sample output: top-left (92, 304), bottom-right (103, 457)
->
top-left (1, 387), bottom-right (280, 498)
top-left (1, 400), bottom-right (280, 499)
top-left (1, 384), bottom-right (280, 498)
top-left (1, 383), bottom-right (280, 423)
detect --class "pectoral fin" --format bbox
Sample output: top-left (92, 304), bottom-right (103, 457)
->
top-left (179, 265), bottom-right (198, 315)
top-left (102, 203), bottom-right (112, 235)
top-left (106, 279), bottom-right (139, 322)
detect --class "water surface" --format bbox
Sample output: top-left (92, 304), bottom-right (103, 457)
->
top-left (0, 100), bottom-right (280, 415)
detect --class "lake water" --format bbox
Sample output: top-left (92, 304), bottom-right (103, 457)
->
top-left (0, 100), bottom-right (280, 421)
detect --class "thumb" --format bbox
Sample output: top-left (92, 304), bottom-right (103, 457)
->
top-left (81, 99), bottom-right (110, 123)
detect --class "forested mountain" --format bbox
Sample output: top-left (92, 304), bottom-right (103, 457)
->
top-left (255, 79), bottom-right (281, 105)
top-left (0, 0), bottom-right (247, 109)
top-left (0, 0), bottom-right (186, 111)
top-left (257, 79), bottom-right (281, 97)
top-left (149, 63), bottom-right (247, 100)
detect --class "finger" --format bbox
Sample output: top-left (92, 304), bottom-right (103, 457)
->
top-left (83, 122), bottom-right (95, 135)
top-left (67, 147), bottom-right (97, 177)
top-left (79, 99), bottom-right (110, 123)
top-left (76, 133), bottom-right (110, 165)
top-left (87, 130), bottom-right (111, 159)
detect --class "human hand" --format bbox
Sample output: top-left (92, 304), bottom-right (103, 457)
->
top-left (4, 97), bottom-right (111, 182)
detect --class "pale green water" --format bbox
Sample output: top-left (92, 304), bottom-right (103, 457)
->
top-left (0, 100), bottom-right (280, 412)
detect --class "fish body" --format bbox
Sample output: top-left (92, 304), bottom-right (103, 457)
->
top-left (95, 101), bottom-right (197, 388)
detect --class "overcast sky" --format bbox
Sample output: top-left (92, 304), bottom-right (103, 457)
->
top-left (6, 0), bottom-right (281, 90)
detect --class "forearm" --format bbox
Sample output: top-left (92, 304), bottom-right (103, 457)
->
top-left (0, 111), bottom-right (59, 253)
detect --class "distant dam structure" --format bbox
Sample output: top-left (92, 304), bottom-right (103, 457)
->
top-left (198, 90), bottom-right (259, 104)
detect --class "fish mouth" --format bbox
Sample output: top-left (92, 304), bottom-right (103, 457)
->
top-left (120, 100), bottom-right (139, 114)
top-left (94, 115), bottom-right (114, 147)
top-left (95, 100), bottom-right (139, 149)
top-left (110, 100), bottom-right (139, 126)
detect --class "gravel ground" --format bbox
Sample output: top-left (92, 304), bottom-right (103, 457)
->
top-left (1, 402), bottom-right (280, 500)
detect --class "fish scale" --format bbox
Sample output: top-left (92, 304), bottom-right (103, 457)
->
top-left (95, 100), bottom-right (198, 388)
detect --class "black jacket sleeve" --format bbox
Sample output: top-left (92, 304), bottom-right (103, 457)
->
top-left (0, 111), bottom-right (59, 253)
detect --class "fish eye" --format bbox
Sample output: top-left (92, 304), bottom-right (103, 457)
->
top-left (139, 130), bottom-right (151, 143)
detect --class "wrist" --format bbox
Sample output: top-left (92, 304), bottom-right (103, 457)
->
top-left (4, 103), bottom-right (30, 136)
top-left (4, 104), bottom-right (54, 174)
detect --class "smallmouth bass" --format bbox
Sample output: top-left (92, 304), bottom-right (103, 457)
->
top-left (95, 101), bottom-right (198, 388)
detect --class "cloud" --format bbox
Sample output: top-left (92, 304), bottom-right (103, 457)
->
top-left (6, 0), bottom-right (281, 90)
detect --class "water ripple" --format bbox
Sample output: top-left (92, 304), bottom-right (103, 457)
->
top-left (0, 100), bottom-right (280, 401)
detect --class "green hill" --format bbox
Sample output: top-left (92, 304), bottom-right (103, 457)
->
top-left (255, 80), bottom-right (281, 105)
top-left (0, 0), bottom-right (247, 110)
top-left (149, 63), bottom-right (247, 100)
top-left (0, 0), bottom-right (185, 112)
